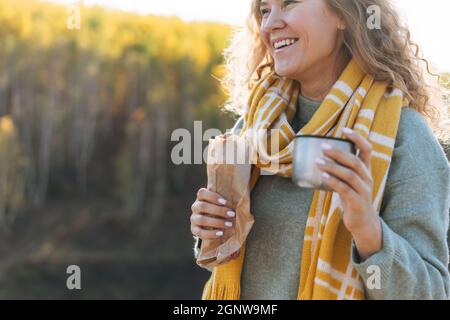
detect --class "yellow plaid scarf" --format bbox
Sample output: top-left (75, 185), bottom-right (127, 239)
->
top-left (201, 58), bottom-right (406, 300)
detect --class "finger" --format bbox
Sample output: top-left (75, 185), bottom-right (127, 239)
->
top-left (317, 157), bottom-right (370, 198)
top-left (322, 171), bottom-right (360, 199)
top-left (191, 201), bottom-right (236, 219)
top-left (191, 225), bottom-right (227, 240)
top-left (197, 188), bottom-right (229, 207)
top-left (321, 147), bottom-right (373, 185)
top-left (343, 128), bottom-right (373, 170)
top-left (191, 213), bottom-right (234, 230)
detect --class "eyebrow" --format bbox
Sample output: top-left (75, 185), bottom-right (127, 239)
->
top-left (259, 0), bottom-right (279, 8)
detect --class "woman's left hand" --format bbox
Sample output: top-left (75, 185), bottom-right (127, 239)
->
top-left (315, 127), bottom-right (382, 259)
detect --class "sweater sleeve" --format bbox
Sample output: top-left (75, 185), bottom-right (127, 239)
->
top-left (351, 108), bottom-right (450, 300)
top-left (193, 115), bottom-right (245, 271)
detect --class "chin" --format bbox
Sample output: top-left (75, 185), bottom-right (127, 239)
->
top-left (274, 58), bottom-right (304, 77)
top-left (274, 65), bottom-right (296, 79)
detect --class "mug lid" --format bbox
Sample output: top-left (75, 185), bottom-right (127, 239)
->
top-left (295, 134), bottom-right (354, 144)
top-left (295, 134), bottom-right (357, 154)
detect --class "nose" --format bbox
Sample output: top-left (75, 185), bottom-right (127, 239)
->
top-left (261, 8), bottom-right (285, 34)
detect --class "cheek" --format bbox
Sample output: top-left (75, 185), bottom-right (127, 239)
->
top-left (260, 26), bottom-right (274, 53)
top-left (285, 12), bottom-right (309, 39)
top-left (288, 8), bottom-right (340, 54)
top-left (262, 36), bottom-right (272, 52)
top-left (308, 23), bottom-right (338, 52)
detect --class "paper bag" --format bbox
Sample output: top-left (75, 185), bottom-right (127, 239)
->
top-left (195, 132), bottom-right (255, 268)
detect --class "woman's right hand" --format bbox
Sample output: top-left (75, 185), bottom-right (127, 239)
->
top-left (190, 188), bottom-right (236, 240)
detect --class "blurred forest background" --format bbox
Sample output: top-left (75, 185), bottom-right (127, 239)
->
top-left (0, 0), bottom-right (236, 299)
top-left (0, 0), bottom-right (448, 299)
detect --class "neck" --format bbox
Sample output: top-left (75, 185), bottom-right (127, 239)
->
top-left (296, 48), bottom-right (351, 102)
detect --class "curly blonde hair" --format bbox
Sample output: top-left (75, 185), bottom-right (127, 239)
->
top-left (220, 0), bottom-right (450, 145)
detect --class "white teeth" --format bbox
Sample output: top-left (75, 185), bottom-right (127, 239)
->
top-left (273, 38), bottom-right (298, 49)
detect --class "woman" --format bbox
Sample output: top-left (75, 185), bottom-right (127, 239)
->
top-left (190, 0), bottom-right (450, 300)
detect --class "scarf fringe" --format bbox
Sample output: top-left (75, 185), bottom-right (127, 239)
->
top-left (202, 275), bottom-right (240, 300)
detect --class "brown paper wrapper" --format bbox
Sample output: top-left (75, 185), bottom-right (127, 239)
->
top-left (196, 132), bottom-right (254, 268)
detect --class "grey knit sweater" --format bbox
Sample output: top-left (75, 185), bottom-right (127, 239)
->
top-left (194, 95), bottom-right (450, 300)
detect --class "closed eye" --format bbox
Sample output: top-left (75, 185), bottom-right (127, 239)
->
top-left (260, 0), bottom-right (300, 17)
top-left (260, 8), bottom-right (269, 16)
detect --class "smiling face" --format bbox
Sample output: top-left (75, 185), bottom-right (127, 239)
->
top-left (258, 0), bottom-right (346, 81)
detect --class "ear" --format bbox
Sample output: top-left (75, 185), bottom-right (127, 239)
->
top-left (337, 18), bottom-right (347, 31)
top-left (337, 22), bottom-right (346, 31)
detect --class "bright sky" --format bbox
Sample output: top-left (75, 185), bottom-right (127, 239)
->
top-left (49, 0), bottom-right (450, 72)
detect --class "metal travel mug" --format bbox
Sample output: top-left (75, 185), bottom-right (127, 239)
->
top-left (292, 135), bottom-right (357, 191)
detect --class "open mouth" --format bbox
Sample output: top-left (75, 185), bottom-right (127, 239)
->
top-left (273, 38), bottom-right (299, 51)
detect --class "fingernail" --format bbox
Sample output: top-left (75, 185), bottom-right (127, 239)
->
top-left (225, 221), bottom-right (233, 227)
top-left (218, 198), bottom-right (227, 205)
top-left (315, 157), bottom-right (326, 166)
top-left (321, 142), bottom-right (333, 150)
top-left (343, 128), bottom-right (353, 135)
top-left (227, 211), bottom-right (236, 218)
top-left (322, 172), bottom-right (331, 179)
top-left (216, 231), bottom-right (224, 237)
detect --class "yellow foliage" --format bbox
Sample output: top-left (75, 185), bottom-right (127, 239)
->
top-left (0, 116), bottom-right (15, 135)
